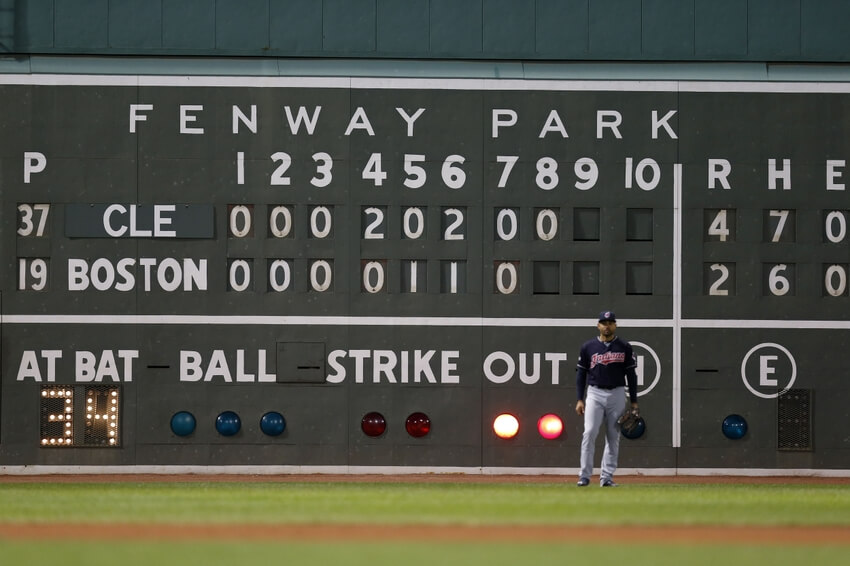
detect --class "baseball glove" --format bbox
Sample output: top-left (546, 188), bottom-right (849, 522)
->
top-left (617, 407), bottom-right (642, 436)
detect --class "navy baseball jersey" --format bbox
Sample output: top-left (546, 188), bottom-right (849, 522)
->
top-left (576, 337), bottom-right (639, 403)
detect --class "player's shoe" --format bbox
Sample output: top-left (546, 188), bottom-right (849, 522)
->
top-left (601, 479), bottom-right (618, 487)
top-left (576, 477), bottom-right (589, 487)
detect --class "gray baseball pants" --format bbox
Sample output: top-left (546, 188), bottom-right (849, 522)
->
top-left (579, 385), bottom-right (627, 483)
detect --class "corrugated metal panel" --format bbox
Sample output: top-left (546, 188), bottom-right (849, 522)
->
top-left (4, 0), bottom-right (850, 62)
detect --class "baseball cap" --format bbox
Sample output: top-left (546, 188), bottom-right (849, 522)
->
top-left (598, 310), bottom-right (616, 322)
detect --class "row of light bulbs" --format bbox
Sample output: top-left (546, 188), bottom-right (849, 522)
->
top-left (41, 388), bottom-right (120, 447)
top-left (42, 389), bottom-right (73, 397)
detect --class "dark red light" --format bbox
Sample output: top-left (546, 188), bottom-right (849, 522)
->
top-left (361, 412), bottom-right (387, 437)
top-left (405, 412), bottom-right (431, 438)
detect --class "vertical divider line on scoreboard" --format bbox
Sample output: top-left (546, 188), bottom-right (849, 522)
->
top-left (479, 161), bottom-right (486, 469)
top-left (672, 163), bottom-right (683, 449)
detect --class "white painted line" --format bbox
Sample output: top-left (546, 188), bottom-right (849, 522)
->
top-left (0, 314), bottom-right (674, 327)
top-left (2, 74), bottom-right (850, 93)
top-left (677, 80), bottom-right (850, 93)
top-left (1, 465), bottom-right (848, 477)
top-left (480, 79), bottom-right (679, 92)
top-left (3, 314), bottom-right (846, 329)
top-left (681, 319), bottom-right (850, 329)
top-left (672, 164), bottom-right (683, 448)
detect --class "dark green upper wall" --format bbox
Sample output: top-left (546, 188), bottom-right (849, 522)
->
top-left (2, 0), bottom-right (849, 62)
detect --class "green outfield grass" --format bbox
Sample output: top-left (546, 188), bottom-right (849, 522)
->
top-left (1, 481), bottom-right (849, 526)
top-left (1, 480), bottom-right (849, 565)
top-left (0, 540), bottom-right (847, 566)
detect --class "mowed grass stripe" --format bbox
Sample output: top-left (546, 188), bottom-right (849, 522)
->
top-left (0, 540), bottom-right (848, 566)
top-left (2, 523), bottom-right (850, 545)
top-left (1, 482), bottom-right (849, 527)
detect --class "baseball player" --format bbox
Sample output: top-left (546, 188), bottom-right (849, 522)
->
top-left (575, 311), bottom-right (639, 487)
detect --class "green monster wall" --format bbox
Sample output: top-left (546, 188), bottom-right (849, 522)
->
top-left (1, 76), bottom-right (848, 471)
top-left (1, 0), bottom-right (849, 62)
top-left (0, 1), bottom-right (848, 474)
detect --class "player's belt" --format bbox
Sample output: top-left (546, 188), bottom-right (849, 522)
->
top-left (590, 384), bottom-right (623, 390)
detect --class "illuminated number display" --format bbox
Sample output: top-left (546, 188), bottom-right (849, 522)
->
top-left (40, 385), bottom-right (121, 448)
top-left (39, 387), bottom-right (74, 447)
top-left (85, 386), bottom-right (121, 447)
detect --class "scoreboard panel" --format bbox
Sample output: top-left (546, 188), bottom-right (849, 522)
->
top-left (679, 91), bottom-right (850, 321)
top-left (1, 75), bottom-right (849, 471)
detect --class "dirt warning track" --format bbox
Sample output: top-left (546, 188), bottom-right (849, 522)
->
top-left (1, 523), bottom-right (849, 545)
top-left (2, 473), bottom-right (848, 545)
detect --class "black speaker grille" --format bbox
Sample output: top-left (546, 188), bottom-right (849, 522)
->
top-left (778, 389), bottom-right (813, 451)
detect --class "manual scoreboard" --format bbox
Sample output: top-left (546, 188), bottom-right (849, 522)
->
top-left (1, 76), bottom-right (848, 470)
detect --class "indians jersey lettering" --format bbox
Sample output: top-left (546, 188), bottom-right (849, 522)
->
top-left (590, 351), bottom-right (626, 368)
